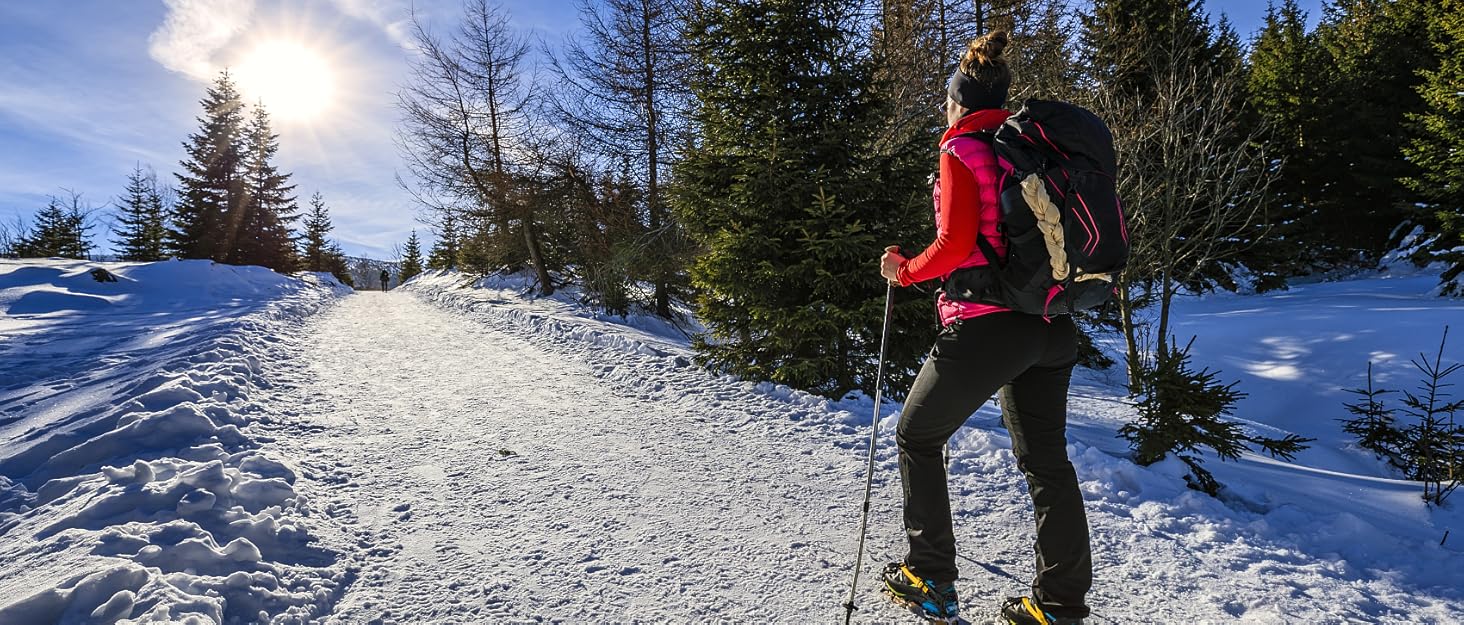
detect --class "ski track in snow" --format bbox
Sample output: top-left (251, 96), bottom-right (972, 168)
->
top-left (259, 283), bottom-right (1461, 624)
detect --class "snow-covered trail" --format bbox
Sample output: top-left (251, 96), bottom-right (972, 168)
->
top-left (256, 287), bottom-right (1464, 624)
top-left (266, 291), bottom-right (878, 623)
top-left (5, 262), bottom-right (1458, 623)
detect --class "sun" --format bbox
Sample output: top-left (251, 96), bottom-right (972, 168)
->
top-left (234, 41), bottom-right (336, 123)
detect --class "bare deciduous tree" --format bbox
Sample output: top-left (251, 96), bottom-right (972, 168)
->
top-left (871, 1), bottom-right (1082, 138)
top-left (1096, 55), bottom-right (1274, 389)
top-left (0, 214), bottom-right (29, 258)
top-left (545, 0), bottom-right (693, 316)
top-left (396, 0), bottom-right (553, 294)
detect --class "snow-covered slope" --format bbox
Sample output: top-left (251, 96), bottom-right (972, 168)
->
top-left (396, 269), bottom-right (1463, 623)
top-left (0, 259), bottom-right (351, 623)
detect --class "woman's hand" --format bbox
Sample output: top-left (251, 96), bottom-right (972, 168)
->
top-left (880, 246), bottom-right (907, 286)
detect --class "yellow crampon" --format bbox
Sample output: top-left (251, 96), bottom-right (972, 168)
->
top-left (1013, 597), bottom-right (1051, 625)
top-left (883, 563), bottom-right (958, 623)
top-left (898, 564), bottom-right (935, 595)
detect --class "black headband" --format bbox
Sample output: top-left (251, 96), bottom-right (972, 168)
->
top-left (947, 66), bottom-right (1010, 111)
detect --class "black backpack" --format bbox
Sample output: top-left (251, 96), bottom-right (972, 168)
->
top-left (944, 99), bottom-right (1128, 317)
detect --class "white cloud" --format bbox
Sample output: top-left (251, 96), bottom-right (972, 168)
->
top-left (324, 0), bottom-right (413, 47)
top-left (147, 0), bottom-right (258, 81)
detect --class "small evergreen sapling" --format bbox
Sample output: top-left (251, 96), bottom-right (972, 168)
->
top-left (1121, 336), bottom-right (1314, 496)
top-left (1338, 362), bottom-right (1405, 466)
top-left (1398, 327), bottom-right (1463, 505)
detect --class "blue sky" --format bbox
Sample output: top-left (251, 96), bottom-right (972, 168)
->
top-left (0, 0), bottom-right (1321, 260)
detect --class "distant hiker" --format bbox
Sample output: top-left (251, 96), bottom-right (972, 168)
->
top-left (380, 269), bottom-right (391, 292)
top-left (877, 31), bottom-right (1099, 625)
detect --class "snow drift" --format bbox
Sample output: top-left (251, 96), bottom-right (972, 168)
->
top-left (0, 259), bottom-right (350, 624)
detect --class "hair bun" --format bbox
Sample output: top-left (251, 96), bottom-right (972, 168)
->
top-left (973, 30), bottom-right (1009, 64)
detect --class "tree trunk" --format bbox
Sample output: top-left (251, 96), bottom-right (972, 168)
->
top-left (1119, 281), bottom-right (1141, 393)
top-left (1157, 265), bottom-right (1175, 352)
top-left (642, 4), bottom-right (671, 318)
top-left (523, 217), bottom-right (553, 296)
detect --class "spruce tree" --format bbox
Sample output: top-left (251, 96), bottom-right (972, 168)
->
top-left (1403, 0), bottom-right (1464, 294)
top-left (1081, 0), bottom-right (1221, 100)
top-left (325, 241), bottom-right (353, 287)
top-left (1311, 0), bottom-right (1434, 263)
top-left (427, 212), bottom-right (461, 271)
top-left (1247, 0), bottom-right (1330, 272)
top-left (399, 230), bottom-right (424, 282)
top-left (17, 195), bottom-right (92, 259)
top-left (113, 164), bottom-right (169, 261)
top-left (1122, 337), bottom-right (1313, 495)
top-left (672, 0), bottom-right (932, 398)
top-left (234, 104), bottom-right (298, 271)
top-left (1339, 361), bottom-right (1404, 465)
top-left (172, 71), bottom-right (246, 261)
top-left (1398, 327), bottom-right (1464, 505)
top-left (299, 192), bottom-right (334, 272)
top-left (294, 192), bottom-right (354, 286)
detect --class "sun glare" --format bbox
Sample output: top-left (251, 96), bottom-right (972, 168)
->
top-left (234, 41), bottom-right (336, 123)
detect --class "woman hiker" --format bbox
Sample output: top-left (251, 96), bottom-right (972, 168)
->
top-left (877, 30), bottom-right (1093, 625)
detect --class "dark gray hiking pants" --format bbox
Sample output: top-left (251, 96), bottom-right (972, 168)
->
top-left (896, 311), bottom-right (1092, 618)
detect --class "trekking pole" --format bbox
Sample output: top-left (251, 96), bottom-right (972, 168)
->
top-left (843, 282), bottom-right (896, 625)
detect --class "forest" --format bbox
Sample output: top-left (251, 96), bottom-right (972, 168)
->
top-left (388, 0), bottom-right (1464, 404)
top-left (3, 0), bottom-right (1461, 404)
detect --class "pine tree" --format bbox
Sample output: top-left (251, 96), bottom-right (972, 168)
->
top-left (233, 104), bottom-right (299, 271)
top-left (672, 0), bottom-right (933, 398)
top-left (1403, 0), bottom-right (1464, 295)
top-left (299, 192), bottom-right (335, 273)
top-left (17, 194), bottom-right (92, 259)
top-left (113, 164), bottom-right (169, 261)
top-left (172, 71), bottom-right (246, 261)
top-left (399, 230), bottom-right (424, 282)
top-left (427, 211), bottom-right (461, 271)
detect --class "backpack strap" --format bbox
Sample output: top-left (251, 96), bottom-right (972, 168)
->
top-left (975, 234), bottom-right (1003, 268)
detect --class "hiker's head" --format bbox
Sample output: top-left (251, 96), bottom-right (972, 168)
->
top-left (946, 30), bottom-right (1011, 126)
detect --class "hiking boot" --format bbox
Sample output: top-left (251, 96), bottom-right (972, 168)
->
top-left (1001, 596), bottom-right (1084, 625)
top-left (881, 562), bottom-right (959, 622)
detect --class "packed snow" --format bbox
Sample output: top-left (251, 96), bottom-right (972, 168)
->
top-left (1, 260), bottom-right (1461, 623)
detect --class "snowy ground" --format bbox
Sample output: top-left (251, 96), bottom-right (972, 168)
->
top-left (2, 261), bottom-right (1462, 623)
top-left (0, 259), bottom-right (353, 623)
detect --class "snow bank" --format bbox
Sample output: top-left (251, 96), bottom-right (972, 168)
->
top-left (405, 268), bottom-right (1464, 622)
top-left (0, 259), bottom-right (351, 623)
